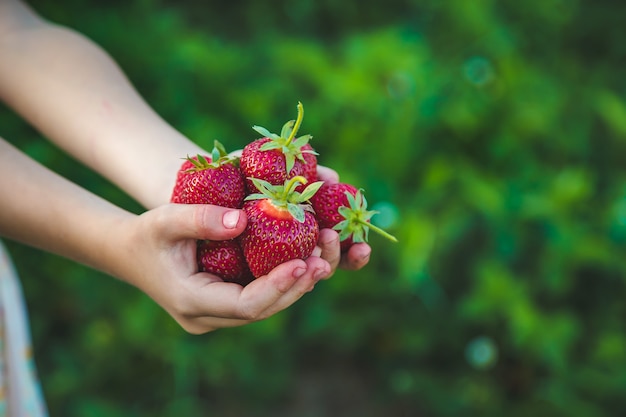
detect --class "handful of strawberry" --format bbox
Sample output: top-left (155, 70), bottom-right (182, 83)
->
top-left (170, 102), bottom-right (397, 285)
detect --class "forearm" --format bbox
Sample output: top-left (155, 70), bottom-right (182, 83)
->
top-left (0, 137), bottom-right (135, 281)
top-left (0, 1), bottom-right (203, 208)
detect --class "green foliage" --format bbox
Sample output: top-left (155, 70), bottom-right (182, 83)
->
top-left (3, 0), bottom-right (626, 415)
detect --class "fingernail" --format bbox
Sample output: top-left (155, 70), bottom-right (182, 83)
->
top-left (222, 210), bottom-right (240, 229)
top-left (360, 248), bottom-right (372, 261)
top-left (293, 267), bottom-right (306, 278)
top-left (311, 246), bottom-right (322, 258)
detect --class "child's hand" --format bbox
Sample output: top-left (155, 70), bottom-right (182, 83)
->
top-left (117, 203), bottom-right (332, 334)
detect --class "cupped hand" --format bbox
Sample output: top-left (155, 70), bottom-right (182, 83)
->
top-left (117, 203), bottom-right (331, 334)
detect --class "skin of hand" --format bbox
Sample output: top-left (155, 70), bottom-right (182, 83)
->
top-left (0, 0), bottom-right (371, 333)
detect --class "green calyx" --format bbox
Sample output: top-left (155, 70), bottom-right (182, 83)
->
top-left (245, 175), bottom-right (324, 223)
top-left (251, 102), bottom-right (318, 174)
top-left (185, 140), bottom-right (239, 171)
top-left (334, 189), bottom-right (398, 243)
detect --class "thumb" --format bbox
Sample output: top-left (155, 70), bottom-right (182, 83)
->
top-left (151, 203), bottom-right (247, 242)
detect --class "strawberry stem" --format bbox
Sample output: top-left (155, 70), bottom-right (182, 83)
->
top-left (282, 175), bottom-right (307, 199)
top-left (284, 102), bottom-right (304, 147)
top-left (358, 219), bottom-right (398, 242)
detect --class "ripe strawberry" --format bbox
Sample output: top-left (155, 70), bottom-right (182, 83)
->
top-left (197, 239), bottom-right (254, 286)
top-left (170, 140), bottom-right (246, 208)
top-left (240, 102), bottom-right (318, 193)
top-left (170, 157), bottom-right (198, 203)
top-left (240, 176), bottom-right (323, 278)
top-left (310, 182), bottom-right (398, 251)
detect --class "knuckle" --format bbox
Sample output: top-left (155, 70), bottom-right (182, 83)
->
top-left (237, 304), bottom-right (264, 322)
top-left (151, 205), bottom-right (174, 229)
top-left (192, 205), bottom-right (210, 235)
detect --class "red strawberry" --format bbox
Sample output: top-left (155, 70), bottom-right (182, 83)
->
top-left (170, 157), bottom-right (198, 202)
top-left (170, 140), bottom-right (246, 208)
top-left (197, 239), bottom-right (254, 286)
top-left (240, 176), bottom-right (323, 278)
top-left (240, 102), bottom-right (318, 193)
top-left (310, 182), bottom-right (397, 252)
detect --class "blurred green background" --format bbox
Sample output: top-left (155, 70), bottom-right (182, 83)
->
top-left (3, 0), bottom-right (626, 415)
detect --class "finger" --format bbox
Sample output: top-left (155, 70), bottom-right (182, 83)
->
top-left (339, 243), bottom-right (371, 270)
top-left (169, 275), bottom-right (251, 333)
top-left (183, 259), bottom-right (307, 321)
top-left (184, 316), bottom-right (250, 333)
top-left (317, 229), bottom-right (341, 275)
top-left (151, 204), bottom-right (247, 242)
top-left (316, 165), bottom-right (340, 183)
top-left (236, 259), bottom-right (315, 320)
top-left (173, 258), bottom-right (331, 333)
top-left (257, 256), bottom-right (330, 318)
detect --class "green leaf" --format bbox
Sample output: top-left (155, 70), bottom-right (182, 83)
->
top-left (197, 154), bottom-right (210, 166)
top-left (252, 125), bottom-right (275, 138)
top-left (299, 181), bottom-right (324, 201)
top-left (280, 120), bottom-right (295, 138)
top-left (334, 219), bottom-right (350, 231)
top-left (259, 141), bottom-right (282, 151)
top-left (337, 206), bottom-right (353, 219)
top-left (334, 220), bottom-right (353, 241)
top-left (287, 203), bottom-right (305, 222)
top-left (353, 228), bottom-right (367, 243)
top-left (359, 191), bottom-right (369, 209)
top-left (244, 193), bottom-right (266, 201)
top-left (285, 153), bottom-right (296, 174)
top-left (345, 192), bottom-right (357, 209)
top-left (248, 177), bottom-right (276, 195)
top-left (211, 146), bottom-right (221, 163)
top-left (359, 226), bottom-right (370, 242)
top-left (362, 211), bottom-right (377, 222)
top-left (214, 140), bottom-right (227, 156)
top-left (292, 135), bottom-right (312, 148)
